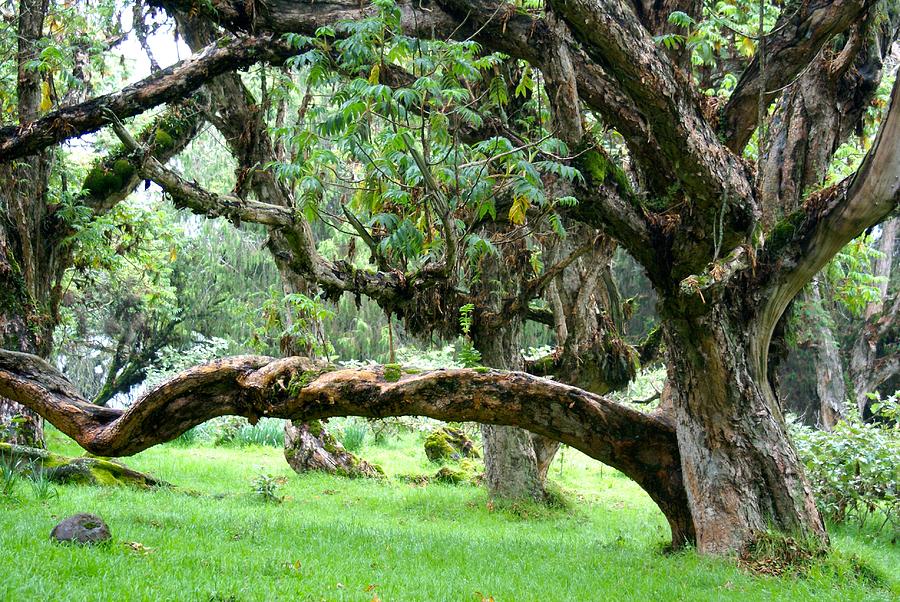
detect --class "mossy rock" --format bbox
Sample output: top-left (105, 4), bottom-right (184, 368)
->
top-left (433, 466), bottom-right (467, 484)
top-left (423, 427), bottom-right (480, 463)
top-left (0, 443), bottom-right (168, 489)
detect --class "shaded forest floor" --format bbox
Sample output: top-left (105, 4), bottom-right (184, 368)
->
top-left (1, 427), bottom-right (897, 601)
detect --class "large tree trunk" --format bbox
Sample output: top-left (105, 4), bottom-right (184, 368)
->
top-left (664, 301), bottom-right (827, 554)
top-left (0, 228), bottom-right (45, 446)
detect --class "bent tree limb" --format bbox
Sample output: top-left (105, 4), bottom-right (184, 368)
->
top-left (0, 348), bottom-right (693, 547)
top-left (0, 35), bottom-right (294, 161)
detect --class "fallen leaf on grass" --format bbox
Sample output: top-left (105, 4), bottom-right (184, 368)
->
top-left (125, 541), bottom-right (154, 555)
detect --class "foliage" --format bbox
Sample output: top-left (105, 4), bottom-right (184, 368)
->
top-left (168, 417), bottom-right (286, 449)
top-left (337, 419), bottom-right (368, 452)
top-left (251, 471), bottom-right (285, 504)
top-left (790, 409), bottom-right (899, 535)
top-left (27, 468), bottom-right (58, 502)
top-left (0, 451), bottom-right (23, 497)
top-left (825, 235), bottom-right (888, 317)
top-left (253, 291), bottom-right (336, 359)
top-left (870, 391), bottom-right (900, 428)
top-left (456, 303), bottom-right (482, 368)
top-left (143, 335), bottom-right (232, 390)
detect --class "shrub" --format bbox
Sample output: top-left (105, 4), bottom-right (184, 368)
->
top-left (790, 410), bottom-right (898, 534)
top-left (251, 472), bottom-right (285, 504)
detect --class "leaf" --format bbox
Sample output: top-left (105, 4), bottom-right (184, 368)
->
top-left (508, 196), bottom-right (528, 225)
top-left (40, 81), bottom-right (52, 112)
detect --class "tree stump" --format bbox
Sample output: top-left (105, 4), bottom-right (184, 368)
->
top-left (283, 420), bottom-right (381, 478)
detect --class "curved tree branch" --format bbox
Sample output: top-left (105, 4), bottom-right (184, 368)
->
top-left (722, 0), bottom-right (874, 152)
top-left (756, 77), bottom-right (900, 369)
top-left (0, 35), bottom-right (294, 162)
top-left (0, 347), bottom-right (693, 546)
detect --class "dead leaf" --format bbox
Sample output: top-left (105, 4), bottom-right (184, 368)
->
top-left (125, 541), bottom-right (154, 555)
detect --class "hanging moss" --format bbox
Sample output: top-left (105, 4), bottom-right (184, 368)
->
top-left (83, 162), bottom-right (126, 198)
top-left (153, 128), bottom-right (175, 151)
top-left (81, 97), bottom-right (202, 200)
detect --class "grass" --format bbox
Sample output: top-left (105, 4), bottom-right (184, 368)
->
top-left (0, 427), bottom-right (896, 601)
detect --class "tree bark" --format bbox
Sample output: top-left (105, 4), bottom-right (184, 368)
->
top-left (663, 302), bottom-right (828, 554)
top-left (0, 348), bottom-right (695, 547)
top-left (474, 315), bottom-right (547, 502)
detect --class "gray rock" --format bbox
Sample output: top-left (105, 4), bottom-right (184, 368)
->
top-left (50, 513), bottom-right (111, 545)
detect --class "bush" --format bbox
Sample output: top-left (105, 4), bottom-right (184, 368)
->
top-left (251, 472), bottom-right (285, 503)
top-left (790, 410), bottom-right (899, 534)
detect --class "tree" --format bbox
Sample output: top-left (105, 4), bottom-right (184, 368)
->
top-left (1, 0), bottom-right (899, 555)
top-left (848, 217), bottom-right (899, 414)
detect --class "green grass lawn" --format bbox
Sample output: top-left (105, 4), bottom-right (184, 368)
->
top-left (1, 427), bottom-right (897, 601)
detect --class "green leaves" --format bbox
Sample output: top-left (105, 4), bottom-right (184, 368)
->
top-left (826, 234), bottom-right (887, 317)
top-left (790, 410), bottom-right (899, 532)
top-left (263, 0), bottom-right (581, 288)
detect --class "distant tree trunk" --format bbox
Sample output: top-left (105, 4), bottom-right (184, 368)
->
top-left (283, 420), bottom-right (381, 478)
top-left (474, 317), bottom-right (547, 501)
top-left (806, 280), bottom-right (847, 430)
top-left (849, 217), bottom-right (898, 414)
top-left (0, 0), bottom-right (51, 447)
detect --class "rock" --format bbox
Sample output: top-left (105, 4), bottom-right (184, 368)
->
top-left (424, 427), bottom-right (480, 463)
top-left (433, 466), bottom-right (467, 484)
top-left (51, 514), bottom-right (111, 545)
top-left (283, 420), bottom-right (382, 478)
top-left (0, 443), bottom-right (168, 488)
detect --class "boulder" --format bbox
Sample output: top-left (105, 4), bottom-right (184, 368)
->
top-left (0, 443), bottom-right (168, 488)
top-left (424, 427), bottom-right (480, 463)
top-left (50, 514), bottom-right (111, 545)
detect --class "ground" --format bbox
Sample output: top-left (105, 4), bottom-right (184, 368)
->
top-left (0, 425), bottom-right (896, 601)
